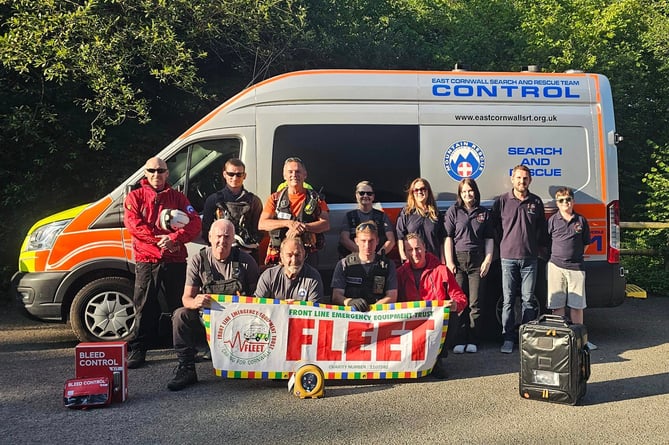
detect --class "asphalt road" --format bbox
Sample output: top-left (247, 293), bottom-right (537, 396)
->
top-left (1, 296), bottom-right (668, 445)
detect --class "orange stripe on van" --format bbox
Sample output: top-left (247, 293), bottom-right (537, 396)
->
top-left (570, 203), bottom-right (608, 256)
top-left (62, 197), bottom-right (113, 233)
top-left (47, 230), bottom-right (126, 271)
top-left (588, 74), bottom-right (608, 203)
top-left (178, 69), bottom-right (590, 139)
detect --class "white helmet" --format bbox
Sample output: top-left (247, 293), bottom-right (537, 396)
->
top-left (234, 234), bottom-right (259, 249)
top-left (159, 209), bottom-right (190, 231)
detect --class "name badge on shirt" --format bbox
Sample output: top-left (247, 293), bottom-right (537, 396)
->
top-left (373, 276), bottom-right (386, 294)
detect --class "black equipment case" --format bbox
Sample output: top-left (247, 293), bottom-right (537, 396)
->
top-left (519, 314), bottom-right (591, 405)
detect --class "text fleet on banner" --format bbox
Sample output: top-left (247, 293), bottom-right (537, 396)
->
top-left (203, 296), bottom-right (449, 380)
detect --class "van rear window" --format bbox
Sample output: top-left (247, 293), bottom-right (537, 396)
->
top-left (272, 125), bottom-right (420, 204)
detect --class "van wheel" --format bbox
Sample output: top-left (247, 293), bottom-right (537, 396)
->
top-left (69, 277), bottom-right (136, 342)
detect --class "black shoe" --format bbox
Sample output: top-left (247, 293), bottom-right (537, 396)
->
top-left (195, 346), bottom-right (211, 362)
top-left (430, 358), bottom-right (449, 380)
top-left (167, 364), bottom-right (198, 391)
top-left (128, 349), bottom-right (146, 369)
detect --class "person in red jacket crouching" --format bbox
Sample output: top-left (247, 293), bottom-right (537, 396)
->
top-left (397, 233), bottom-right (467, 378)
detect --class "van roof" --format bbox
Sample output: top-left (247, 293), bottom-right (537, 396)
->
top-left (181, 69), bottom-right (607, 139)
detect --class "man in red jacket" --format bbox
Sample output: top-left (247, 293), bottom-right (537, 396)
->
top-left (124, 157), bottom-right (201, 369)
top-left (397, 233), bottom-right (467, 378)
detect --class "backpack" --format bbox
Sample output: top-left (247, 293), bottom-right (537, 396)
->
top-left (214, 193), bottom-right (259, 248)
top-left (199, 247), bottom-right (243, 295)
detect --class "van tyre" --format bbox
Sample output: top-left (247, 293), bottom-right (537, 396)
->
top-left (69, 277), bottom-right (136, 342)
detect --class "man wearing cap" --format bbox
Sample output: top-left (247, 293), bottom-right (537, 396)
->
top-left (124, 156), bottom-right (201, 369)
top-left (331, 221), bottom-right (398, 311)
top-left (259, 157), bottom-right (330, 267)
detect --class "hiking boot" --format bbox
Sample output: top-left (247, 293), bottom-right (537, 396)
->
top-left (167, 364), bottom-right (198, 391)
top-left (128, 349), bottom-right (146, 369)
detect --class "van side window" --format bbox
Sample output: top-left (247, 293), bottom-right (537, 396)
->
top-left (167, 139), bottom-right (241, 212)
top-left (272, 125), bottom-right (419, 203)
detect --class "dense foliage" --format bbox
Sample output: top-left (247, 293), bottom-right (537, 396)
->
top-left (1, 0), bottom-right (668, 295)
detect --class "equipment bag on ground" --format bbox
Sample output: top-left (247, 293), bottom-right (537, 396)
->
top-left (519, 314), bottom-right (591, 405)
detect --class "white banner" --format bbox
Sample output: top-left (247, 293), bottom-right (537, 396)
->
top-left (204, 297), bottom-right (449, 379)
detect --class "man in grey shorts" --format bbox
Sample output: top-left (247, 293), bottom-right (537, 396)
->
top-left (547, 187), bottom-right (593, 348)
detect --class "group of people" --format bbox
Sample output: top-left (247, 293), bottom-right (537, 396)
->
top-left (124, 156), bottom-right (593, 391)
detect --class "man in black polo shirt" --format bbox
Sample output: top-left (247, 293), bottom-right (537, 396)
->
top-left (492, 165), bottom-right (547, 354)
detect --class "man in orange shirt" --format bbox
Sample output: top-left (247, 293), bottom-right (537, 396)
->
top-left (259, 157), bottom-right (330, 267)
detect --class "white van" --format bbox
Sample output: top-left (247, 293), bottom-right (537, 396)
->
top-left (14, 69), bottom-right (625, 341)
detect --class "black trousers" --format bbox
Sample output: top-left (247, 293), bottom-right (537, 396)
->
top-left (172, 307), bottom-right (206, 365)
top-left (130, 261), bottom-right (186, 351)
top-left (451, 251), bottom-right (487, 346)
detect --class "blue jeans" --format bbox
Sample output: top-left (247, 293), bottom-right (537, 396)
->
top-left (501, 258), bottom-right (538, 341)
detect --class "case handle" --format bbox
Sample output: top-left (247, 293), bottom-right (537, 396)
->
top-left (537, 314), bottom-right (571, 326)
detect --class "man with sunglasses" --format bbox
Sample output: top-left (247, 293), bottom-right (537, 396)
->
top-left (202, 158), bottom-right (263, 263)
top-left (124, 157), bottom-right (201, 369)
top-left (338, 181), bottom-right (396, 257)
top-left (331, 221), bottom-right (397, 312)
top-left (547, 187), bottom-right (594, 346)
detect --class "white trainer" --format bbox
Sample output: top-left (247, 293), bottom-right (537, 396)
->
top-left (453, 344), bottom-right (466, 354)
top-left (465, 344), bottom-right (478, 353)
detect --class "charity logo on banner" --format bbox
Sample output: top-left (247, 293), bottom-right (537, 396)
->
top-left (203, 296), bottom-right (449, 380)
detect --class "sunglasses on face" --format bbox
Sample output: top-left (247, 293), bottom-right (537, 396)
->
top-left (225, 171), bottom-right (245, 178)
top-left (146, 168), bottom-right (167, 174)
top-left (557, 197), bottom-right (573, 204)
top-left (357, 191), bottom-right (374, 196)
top-left (284, 157), bottom-right (304, 165)
top-left (356, 221), bottom-right (378, 232)
top-left (413, 187), bottom-right (427, 194)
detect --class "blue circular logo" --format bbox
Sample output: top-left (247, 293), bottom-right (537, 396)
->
top-left (443, 141), bottom-right (486, 181)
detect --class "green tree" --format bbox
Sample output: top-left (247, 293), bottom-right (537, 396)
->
top-left (513, 0), bottom-right (669, 219)
top-left (0, 0), bottom-right (307, 295)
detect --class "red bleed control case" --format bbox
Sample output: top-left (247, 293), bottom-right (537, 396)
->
top-left (75, 342), bottom-right (128, 403)
top-left (63, 377), bottom-right (111, 408)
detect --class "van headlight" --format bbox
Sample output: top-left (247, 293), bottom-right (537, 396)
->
top-left (25, 220), bottom-right (71, 251)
